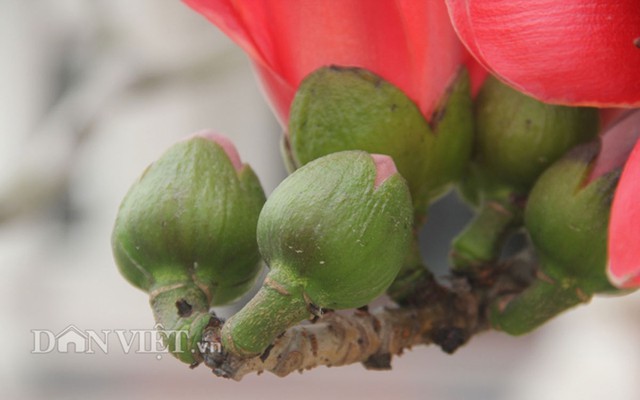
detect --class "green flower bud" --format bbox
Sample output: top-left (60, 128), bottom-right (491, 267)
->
top-left (288, 66), bottom-right (473, 218)
top-left (474, 76), bottom-right (599, 193)
top-left (490, 143), bottom-right (620, 335)
top-left (221, 151), bottom-right (413, 358)
top-left (525, 143), bottom-right (619, 293)
top-left (112, 132), bottom-right (266, 363)
top-left (451, 76), bottom-right (599, 272)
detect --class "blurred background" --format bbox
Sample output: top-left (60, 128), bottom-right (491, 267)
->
top-left (1, 1), bottom-right (639, 399)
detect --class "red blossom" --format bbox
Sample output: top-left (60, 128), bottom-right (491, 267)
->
top-left (184, 0), bottom-right (485, 126)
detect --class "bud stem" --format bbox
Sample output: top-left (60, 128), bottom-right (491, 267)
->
top-left (221, 267), bottom-right (311, 358)
top-left (149, 283), bottom-right (212, 364)
top-left (451, 195), bottom-right (521, 273)
top-left (489, 274), bottom-right (589, 335)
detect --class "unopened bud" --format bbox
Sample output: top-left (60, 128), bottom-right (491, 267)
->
top-left (221, 151), bottom-right (413, 357)
top-left (112, 132), bottom-right (266, 363)
top-left (288, 66), bottom-right (473, 218)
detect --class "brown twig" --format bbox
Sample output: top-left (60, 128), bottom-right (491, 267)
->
top-left (199, 250), bottom-right (536, 380)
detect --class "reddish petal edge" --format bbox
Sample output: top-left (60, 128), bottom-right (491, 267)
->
top-left (185, 0), bottom-right (479, 125)
top-left (590, 111), bottom-right (640, 182)
top-left (607, 135), bottom-right (640, 288)
top-left (182, 0), bottom-right (293, 123)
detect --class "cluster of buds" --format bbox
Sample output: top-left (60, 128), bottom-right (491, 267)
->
top-left (112, 134), bottom-right (413, 363)
top-left (110, 0), bottom-right (640, 375)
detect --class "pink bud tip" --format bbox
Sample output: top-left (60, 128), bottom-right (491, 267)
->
top-left (370, 154), bottom-right (398, 189)
top-left (194, 130), bottom-right (243, 171)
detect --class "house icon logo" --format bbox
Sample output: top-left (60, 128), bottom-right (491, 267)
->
top-left (32, 325), bottom-right (96, 354)
top-left (55, 325), bottom-right (88, 353)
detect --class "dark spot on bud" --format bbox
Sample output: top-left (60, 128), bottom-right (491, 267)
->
top-left (175, 299), bottom-right (193, 317)
top-left (634, 37), bottom-right (640, 49)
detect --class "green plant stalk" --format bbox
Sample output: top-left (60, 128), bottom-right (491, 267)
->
top-left (221, 267), bottom-right (310, 358)
top-left (450, 195), bottom-right (521, 272)
top-left (149, 284), bottom-right (213, 364)
top-left (489, 274), bottom-right (588, 335)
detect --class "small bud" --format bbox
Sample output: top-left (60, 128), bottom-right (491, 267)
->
top-left (474, 76), bottom-right (599, 192)
top-left (526, 143), bottom-right (618, 293)
top-left (112, 132), bottom-right (266, 363)
top-left (221, 151), bottom-right (413, 357)
top-left (491, 142), bottom-right (621, 335)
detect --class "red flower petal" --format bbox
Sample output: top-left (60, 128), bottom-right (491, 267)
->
top-left (184, 0), bottom-right (485, 125)
top-left (446, 0), bottom-right (640, 107)
top-left (608, 131), bottom-right (640, 288)
top-left (590, 111), bottom-right (640, 182)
